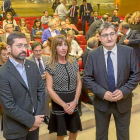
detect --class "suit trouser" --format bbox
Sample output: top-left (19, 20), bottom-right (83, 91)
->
top-left (94, 102), bottom-right (131, 140)
top-left (70, 17), bottom-right (77, 26)
top-left (44, 86), bottom-right (50, 116)
top-left (82, 16), bottom-right (90, 35)
top-left (6, 128), bottom-right (39, 140)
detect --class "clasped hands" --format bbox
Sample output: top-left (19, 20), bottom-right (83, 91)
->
top-left (104, 89), bottom-right (123, 102)
top-left (63, 101), bottom-right (77, 115)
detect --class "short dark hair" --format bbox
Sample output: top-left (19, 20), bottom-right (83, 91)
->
top-left (43, 10), bottom-right (48, 14)
top-left (7, 32), bottom-right (26, 47)
top-left (98, 22), bottom-right (117, 35)
top-left (31, 41), bottom-right (43, 50)
top-left (120, 22), bottom-right (130, 29)
top-left (83, 0), bottom-right (86, 2)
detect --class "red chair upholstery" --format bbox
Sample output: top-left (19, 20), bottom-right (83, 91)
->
top-left (42, 24), bottom-right (48, 30)
top-left (80, 45), bottom-right (86, 52)
top-left (76, 36), bottom-right (87, 45)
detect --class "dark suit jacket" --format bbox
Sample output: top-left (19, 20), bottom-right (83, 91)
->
top-left (82, 47), bottom-right (90, 68)
top-left (0, 59), bottom-right (45, 139)
top-left (1, 0), bottom-right (11, 12)
top-left (88, 17), bottom-right (100, 26)
top-left (119, 29), bottom-right (140, 62)
top-left (60, 28), bottom-right (79, 37)
top-left (85, 19), bottom-right (103, 41)
top-left (79, 3), bottom-right (93, 19)
top-left (68, 5), bottom-right (79, 17)
top-left (83, 44), bottom-right (140, 113)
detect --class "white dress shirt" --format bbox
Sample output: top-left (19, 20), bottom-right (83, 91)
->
top-left (55, 3), bottom-right (70, 17)
top-left (49, 28), bottom-right (57, 37)
top-left (34, 56), bottom-right (45, 70)
top-left (103, 44), bottom-right (117, 85)
top-left (69, 40), bottom-right (83, 57)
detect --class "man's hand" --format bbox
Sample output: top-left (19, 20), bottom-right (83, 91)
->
top-left (29, 126), bottom-right (38, 131)
top-left (75, 55), bottom-right (80, 59)
top-left (124, 39), bottom-right (129, 45)
top-left (104, 91), bottom-right (113, 101)
top-left (77, 9), bottom-right (79, 13)
top-left (41, 72), bottom-right (46, 80)
top-left (32, 115), bottom-right (44, 128)
top-left (112, 89), bottom-right (123, 101)
top-left (85, 10), bottom-right (89, 13)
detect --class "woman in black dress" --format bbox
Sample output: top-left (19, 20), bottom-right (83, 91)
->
top-left (0, 42), bottom-right (9, 67)
top-left (46, 34), bottom-right (82, 140)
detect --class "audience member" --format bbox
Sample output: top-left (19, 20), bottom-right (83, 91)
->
top-left (0, 42), bottom-right (9, 67)
top-left (119, 22), bottom-right (140, 63)
top-left (79, 0), bottom-right (93, 35)
top-left (83, 22), bottom-right (140, 140)
top-left (4, 23), bottom-right (14, 39)
top-left (129, 12), bottom-right (140, 32)
top-left (1, 0), bottom-right (11, 19)
top-left (67, 30), bottom-right (83, 59)
top-left (85, 14), bottom-right (108, 41)
top-left (27, 41), bottom-right (50, 125)
top-left (94, 30), bottom-right (101, 46)
top-left (45, 34), bottom-right (82, 139)
top-left (20, 26), bottom-right (30, 34)
top-left (18, 18), bottom-right (28, 29)
top-left (124, 13), bottom-right (132, 23)
top-left (111, 10), bottom-right (120, 27)
top-left (68, 0), bottom-right (79, 26)
top-left (52, 0), bottom-right (61, 12)
top-left (3, 12), bottom-right (18, 30)
top-left (0, 32), bottom-right (45, 140)
top-left (43, 37), bottom-right (53, 55)
top-left (31, 18), bottom-right (44, 38)
top-left (107, 14), bottom-right (113, 22)
top-left (66, 17), bottom-right (78, 31)
top-left (88, 11), bottom-right (99, 26)
top-left (41, 10), bottom-right (52, 25)
top-left (53, 12), bottom-right (58, 18)
top-left (42, 19), bottom-right (60, 43)
top-left (54, 17), bottom-right (61, 31)
top-left (55, 0), bottom-right (72, 21)
top-left (60, 21), bottom-right (79, 37)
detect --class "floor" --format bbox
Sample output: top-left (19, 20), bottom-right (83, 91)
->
top-left (0, 85), bottom-right (140, 140)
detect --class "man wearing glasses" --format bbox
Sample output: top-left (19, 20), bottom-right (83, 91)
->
top-left (83, 22), bottom-right (140, 140)
top-left (0, 32), bottom-right (45, 140)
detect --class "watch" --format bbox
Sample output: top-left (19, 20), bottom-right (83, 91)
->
top-left (73, 99), bottom-right (78, 105)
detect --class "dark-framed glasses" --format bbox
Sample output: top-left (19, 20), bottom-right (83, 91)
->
top-left (100, 32), bottom-right (116, 39)
top-left (12, 43), bottom-right (29, 49)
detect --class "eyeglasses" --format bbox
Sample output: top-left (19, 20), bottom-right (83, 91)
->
top-left (100, 32), bottom-right (116, 39)
top-left (12, 43), bottom-right (29, 49)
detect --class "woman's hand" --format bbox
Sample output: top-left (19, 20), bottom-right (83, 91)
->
top-left (66, 101), bottom-right (77, 115)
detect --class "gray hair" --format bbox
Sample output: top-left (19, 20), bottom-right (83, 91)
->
top-left (87, 37), bottom-right (98, 48)
top-left (102, 14), bottom-right (108, 22)
top-left (120, 22), bottom-right (130, 29)
top-left (4, 23), bottom-right (13, 30)
top-left (67, 30), bottom-right (75, 36)
top-left (98, 22), bottom-right (117, 35)
top-left (48, 19), bottom-right (56, 27)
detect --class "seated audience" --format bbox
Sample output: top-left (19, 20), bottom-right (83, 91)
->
top-left (88, 11), bottom-right (99, 26)
top-left (4, 23), bottom-right (14, 39)
top-left (124, 13), bottom-right (132, 23)
top-left (111, 10), bottom-right (120, 26)
top-left (43, 37), bottom-right (53, 55)
top-left (53, 12), bottom-right (58, 18)
top-left (42, 19), bottom-right (60, 43)
top-left (94, 30), bottom-right (101, 46)
top-left (52, 0), bottom-right (61, 12)
top-left (67, 30), bottom-right (83, 59)
top-left (3, 12), bottom-right (18, 30)
top-left (31, 18), bottom-right (44, 38)
top-left (129, 12), bottom-right (140, 32)
top-left (41, 10), bottom-right (52, 25)
top-left (18, 18), bottom-right (28, 29)
top-left (107, 14), bottom-right (113, 22)
top-left (0, 42), bottom-right (9, 67)
top-left (66, 17), bottom-right (78, 31)
top-left (60, 21), bottom-right (79, 37)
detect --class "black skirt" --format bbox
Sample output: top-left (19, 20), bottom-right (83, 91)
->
top-left (48, 90), bottom-right (82, 136)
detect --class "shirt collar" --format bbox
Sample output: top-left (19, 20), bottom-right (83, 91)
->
top-left (49, 28), bottom-right (55, 32)
top-left (87, 46), bottom-right (93, 51)
top-left (34, 56), bottom-right (43, 61)
top-left (103, 44), bottom-right (117, 55)
top-left (126, 28), bottom-right (131, 36)
top-left (9, 56), bottom-right (26, 67)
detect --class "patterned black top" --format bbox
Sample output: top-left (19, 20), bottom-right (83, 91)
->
top-left (45, 59), bottom-right (79, 94)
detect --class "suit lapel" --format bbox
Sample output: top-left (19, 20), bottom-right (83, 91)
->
top-left (25, 60), bottom-right (32, 91)
top-left (7, 59), bottom-right (28, 89)
top-left (99, 46), bottom-right (108, 81)
top-left (126, 30), bottom-right (132, 39)
top-left (117, 45), bottom-right (123, 86)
